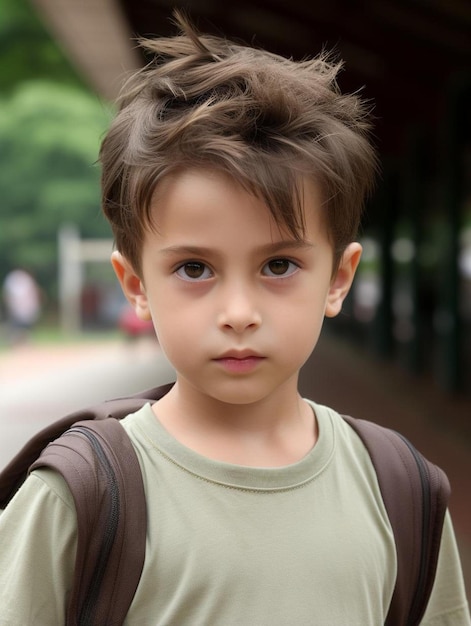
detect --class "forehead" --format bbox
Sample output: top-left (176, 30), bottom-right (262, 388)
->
top-left (148, 167), bottom-right (326, 240)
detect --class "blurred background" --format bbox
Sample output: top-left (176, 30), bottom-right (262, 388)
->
top-left (0, 0), bottom-right (470, 600)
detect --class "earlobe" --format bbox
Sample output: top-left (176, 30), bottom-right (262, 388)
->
top-left (110, 251), bottom-right (152, 321)
top-left (325, 243), bottom-right (362, 318)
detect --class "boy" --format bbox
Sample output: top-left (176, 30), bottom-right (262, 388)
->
top-left (0, 14), bottom-right (469, 625)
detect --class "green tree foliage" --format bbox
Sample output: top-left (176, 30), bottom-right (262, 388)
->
top-left (0, 0), bottom-right (84, 91)
top-left (0, 82), bottom-right (112, 280)
top-left (0, 0), bottom-right (113, 306)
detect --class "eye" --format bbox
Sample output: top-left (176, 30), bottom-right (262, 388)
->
top-left (175, 262), bottom-right (213, 281)
top-left (262, 258), bottom-right (299, 278)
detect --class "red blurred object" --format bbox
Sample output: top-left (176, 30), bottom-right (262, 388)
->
top-left (118, 306), bottom-right (154, 337)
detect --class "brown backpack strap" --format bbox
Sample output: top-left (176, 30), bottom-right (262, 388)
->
top-left (0, 384), bottom-right (172, 509)
top-left (342, 415), bottom-right (450, 626)
top-left (30, 418), bottom-right (147, 626)
top-left (0, 384), bottom-right (175, 624)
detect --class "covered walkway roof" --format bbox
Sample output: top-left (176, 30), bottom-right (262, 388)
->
top-left (31, 0), bottom-right (471, 153)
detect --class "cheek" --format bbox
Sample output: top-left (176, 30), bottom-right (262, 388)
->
top-left (287, 315), bottom-right (324, 360)
top-left (276, 284), bottom-right (329, 326)
top-left (153, 325), bottom-right (191, 371)
top-left (149, 301), bottom-right (203, 365)
top-left (276, 294), bottom-right (327, 356)
top-left (150, 309), bottom-right (182, 344)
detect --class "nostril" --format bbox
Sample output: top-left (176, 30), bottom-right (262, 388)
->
top-left (217, 310), bottom-right (262, 333)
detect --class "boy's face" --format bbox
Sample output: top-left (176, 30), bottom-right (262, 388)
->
top-left (113, 168), bottom-right (361, 408)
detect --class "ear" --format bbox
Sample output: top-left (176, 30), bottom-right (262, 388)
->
top-left (325, 242), bottom-right (362, 318)
top-left (111, 251), bottom-right (152, 321)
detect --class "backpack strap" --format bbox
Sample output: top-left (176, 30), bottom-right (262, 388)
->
top-left (342, 415), bottom-right (450, 626)
top-left (22, 385), bottom-right (172, 625)
top-left (30, 418), bottom-right (147, 626)
top-left (0, 384), bottom-right (172, 509)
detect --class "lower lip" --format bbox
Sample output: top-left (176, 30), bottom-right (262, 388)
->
top-left (214, 356), bottom-right (265, 373)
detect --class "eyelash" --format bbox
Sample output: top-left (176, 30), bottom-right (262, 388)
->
top-left (174, 258), bottom-right (300, 282)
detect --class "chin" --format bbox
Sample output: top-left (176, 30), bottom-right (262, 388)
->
top-left (204, 383), bottom-right (280, 407)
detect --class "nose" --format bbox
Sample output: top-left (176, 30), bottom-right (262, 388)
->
top-left (216, 282), bottom-right (262, 334)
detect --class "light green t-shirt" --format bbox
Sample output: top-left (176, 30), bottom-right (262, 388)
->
top-left (0, 401), bottom-right (469, 625)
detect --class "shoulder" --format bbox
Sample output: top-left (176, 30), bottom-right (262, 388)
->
top-left (120, 402), bottom-right (155, 436)
top-left (305, 399), bottom-right (390, 511)
top-left (306, 399), bottom-right (378, 465)
top-left (0, 472), bottom-right (75, 624)
top-left (118, 403), bottom-right (159, 461)
top-left (420, 512), bottom-right (471, 625)
top-left (31, 467), bottom-right (76, 508)
top-left (1, 467), bottom-right (75, 517)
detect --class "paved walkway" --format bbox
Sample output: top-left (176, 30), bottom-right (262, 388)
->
top-left (0, 337), bottom-right (175, 469)
top-left (1, 333), bottom-right (470, 601)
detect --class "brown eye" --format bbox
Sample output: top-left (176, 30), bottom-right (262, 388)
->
top-left (263, 259), bottom-right (298, 277)
top-left (176, 262), bottom-right (212, 281)
top-left (268, 259), bottom-right (290, 275)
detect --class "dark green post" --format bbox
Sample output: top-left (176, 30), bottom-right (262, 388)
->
top-left (437, 77), bottom-right (470, 392)
top-left (402, 128), bottom-right (427, 374)
top-left (373, 162), bottom-right (396, 359)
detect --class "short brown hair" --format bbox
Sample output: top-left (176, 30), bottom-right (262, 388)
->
top-left (100, 12), bottom-right (378, 274)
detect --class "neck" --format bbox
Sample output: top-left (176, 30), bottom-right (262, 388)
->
top-left (152, 377), bottom-right (318, 467)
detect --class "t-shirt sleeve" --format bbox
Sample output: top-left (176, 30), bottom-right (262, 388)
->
top-left (0, 469), bottom-right (77, 626)
top-left (420, 510), bottom-right (471, 625)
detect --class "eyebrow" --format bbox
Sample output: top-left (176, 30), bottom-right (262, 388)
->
top-left (258, 240), bottom-right (315, 254)
top-left (160, 245), bottom-right (217, 257)
top-left (160, 240), bottom-right (314, 257)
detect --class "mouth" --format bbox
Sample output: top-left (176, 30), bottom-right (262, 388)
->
top-left (213, 351), bottom-right (266, 373)
top-left (217, 350), bottom-right (263, 360)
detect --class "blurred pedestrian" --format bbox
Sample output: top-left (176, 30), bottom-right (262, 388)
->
top-left (2, 268), bottom-right (42, 344)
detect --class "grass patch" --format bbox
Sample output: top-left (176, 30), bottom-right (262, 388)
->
top-left (0, 324), bottom-right (122, 351)
top-left (32, 326), bottom-right (121, 345)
